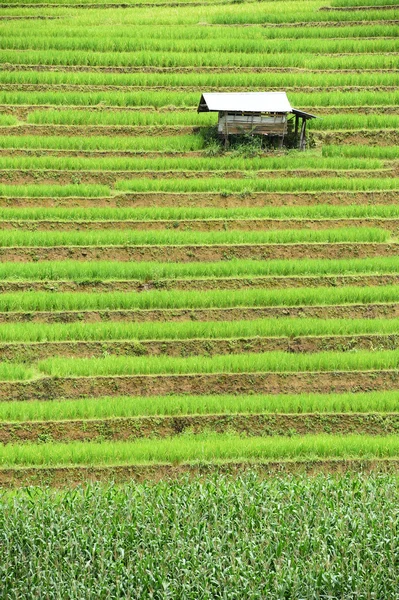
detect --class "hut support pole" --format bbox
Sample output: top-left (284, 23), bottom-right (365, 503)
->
top-left (299, 118), bottom-right (307, 151)
top-left (223, 111), bottom-right (229, 148)
top-left (294, 114), bottom-right (299, 146)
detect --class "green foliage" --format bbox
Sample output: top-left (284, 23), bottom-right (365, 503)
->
top-left (2, 475), bottom-right (399, 597)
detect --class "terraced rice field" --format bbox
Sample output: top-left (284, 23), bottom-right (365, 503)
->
top-left (0, 0), bottom-right (398, 488)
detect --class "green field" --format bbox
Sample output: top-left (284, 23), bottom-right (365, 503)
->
top-left (0, 0), bottom-right (398, 593)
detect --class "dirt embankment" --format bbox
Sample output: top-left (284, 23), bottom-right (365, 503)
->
top-left (1, 458), bottom-right (399, 488)
top-left (2, 413), bottom-right (399, 444)
top-left (2, 370), bottom-right (399, 402)
top-left (0, 190), bottom-right (395, 209)
top-left (1, 273), bottom-right (398, 294)
top-left (3, 218), bottom-right (399, 234)
top-left (1, 302), bottom-right (398, 324)
top-left (0, 242), bottom-right (397, 263)
top-left (1, 333), bottom-right (398, 362)
top-left (0, 168), bottom-right (391, 186)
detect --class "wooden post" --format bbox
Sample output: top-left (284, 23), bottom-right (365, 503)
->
top-left (224, 111), bottom-right (229, 148)
top-left (299, 117), bottom-right (307, 151)
top-left (294, 114), bottom-right (299, 146)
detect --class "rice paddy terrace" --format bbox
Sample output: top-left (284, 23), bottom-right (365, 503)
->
top-left (0, 0), bottom-right (398, 487)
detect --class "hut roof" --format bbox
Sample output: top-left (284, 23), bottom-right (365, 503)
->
top-left (198, 92), bottom-right (292, 114)
top-left (197, 92), bottom-right (317, 119)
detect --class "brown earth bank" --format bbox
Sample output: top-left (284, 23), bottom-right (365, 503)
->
top-left (4, 217), bottom-right (399, 233)
top-left (2, 458), bottom-right (399, 488)
top-left (2, 65), bottom-right (398, 77)
top-left (1, 83), bottom-right (396, 94)
top-left (0, 242), bottom-right (398, 263)
top-left (3, 370), bottom-right (399, 401)
top-left (218, 20), bottom-right (399, 28)
top-left (0, 190), bottom-right (394, 209)
top-left (2, 303), bottom-right (399, 324)
top-left (320, 4), bottom-right (396, 11)
top-left (0, 169), bottom-right (391, 186)
top-left (2, 273), bottom-right (399, 294)
top-left (1, 333), bottom-right (398, 362)
top-left (0, 0), bottom-right (234, 7)
top-left (0, 125), bottom-right (198, 137)
top-left (0, 126), bottom-right (397, 146)
top-left (2, 413), bottom-right (399, 444)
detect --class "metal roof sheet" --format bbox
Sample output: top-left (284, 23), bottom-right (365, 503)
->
top-left (292, 108), bottom-right (318, 119)
top-left (198, 92), bottom-right (293, 114)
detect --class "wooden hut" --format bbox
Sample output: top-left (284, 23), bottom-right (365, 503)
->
top-left (197, 92), bottom-right (317, 149)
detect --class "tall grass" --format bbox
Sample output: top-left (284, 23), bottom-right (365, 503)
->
top-left (2, 256), bottom-right (399, 282)
top-left (3, 434), bottom-right (399, 466)
top-left (1, 390), bottom-right (399, 422)
top-left (0, 228), bottom-right (386, 247)
top-left (4, 317), bottom-right (399, 343)
top-left (37, 349), bottom-right (399, 377)
top-left (2, 285), bottom-right (399, 312)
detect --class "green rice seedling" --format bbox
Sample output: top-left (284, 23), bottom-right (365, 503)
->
top-left (1, 35), bottom-right (397, 56)
top-left (0, 134), bottom-right (205, 153)
top-left (1, 390), bottom-right (399, 422)
top-left (4, 433), bottom-right (399, 467)
top-left (0, 49), bottom-right (396, 69)
top-left (0, 227), bottom-right (387, 247)
top-left (211, 5), bottom-right (398, 26)
top-left (0, 184), bottom-right (111, 198)
top-left (0, 155), bottom-right (384, 171)
top-left (115, 177), bottom-right (399, 193)
top-left (322, 146), bottom-right (399, 160)
top-left (5, 204), bottom-right (399, 222)
top-left (331, 0), bottom-right (397, 6)
top-left (4, 316), bottom-right (399, 344)
top-left (309, 114), bottom-right (399, 131)
top-left (0, 363), bottom-right (33, 381)
top-left (3, 285), bottom-right (399, 312)
top-left (0, 114), bottom-right (17, 126)
top-left (1, 22), bottom-right (395, 41)
top-left (36, 349), bottom-right (399, 378)
top-left (3, 255), bottom-right (399, 282)
top-left (26, 92), bottom-right (399, 123)
top-left (1, 68), bottom-right (397, 88)
top-left (26, 109), bottom-right (213, 126)
top-left (1, 21), bottom-right (395, 40)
